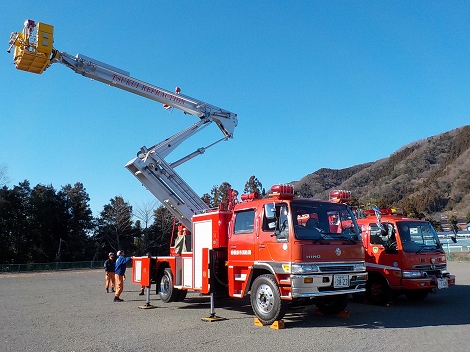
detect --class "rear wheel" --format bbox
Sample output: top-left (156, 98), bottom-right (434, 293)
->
top-left (159, 268), bottom-right (179, 303)
top-left (366, 276), bottom-right (390, 305)
top-left (250, 274), bottom-right (287, 325)
top-left (315, 295), bottom-right (348, 315)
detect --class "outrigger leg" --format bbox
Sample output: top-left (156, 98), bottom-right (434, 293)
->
top-left (138, 286), bottom-right (157, 310)
top-left (201, 292), bottom-right (226, 322)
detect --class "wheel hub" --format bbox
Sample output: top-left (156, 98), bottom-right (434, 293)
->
top-left (160, 277), bottom-right (169, 294)
top-left (256, 284), bottom-right (274, 313)
top-left (371, 283), bottom-right (383, 297)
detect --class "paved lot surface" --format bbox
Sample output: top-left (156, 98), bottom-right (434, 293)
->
top-left (1, 262), bottom-right (469, 352)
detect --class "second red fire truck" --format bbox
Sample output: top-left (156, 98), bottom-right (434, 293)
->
top-left (356, 206), bottom-right (455, 305)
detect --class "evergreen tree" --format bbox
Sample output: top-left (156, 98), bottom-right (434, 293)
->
top-left (146, 205), bottom-right (174, 255)
top-left (29, 183), bottom-right (68, 262)
top-left (0, 181), bottom-right (32, 264)
top-left (244, 175), bottom-right (264, 196)
top-left (60, 183), bottom-right (94, 261)
top-left (219, 182), bottom-right (232, 206)
top-left (210, 185), bottom-right (221, 208)
top-left (201, 193), bottom-right (211, 207)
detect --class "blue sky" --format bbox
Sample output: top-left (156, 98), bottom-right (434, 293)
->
top-left (1, 1), bottom-right (469, 217)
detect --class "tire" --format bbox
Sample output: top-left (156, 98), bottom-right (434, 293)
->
top-left (159, 268), bottom-right (179, 303)
top-left (250, 274), bottom-right (287, 325)
top-left (404, 290), bottom-right (429, 301)
top-left (315, 294), bottom-right (348, 315)
top-left (366, 276), bottom-right (390, 305)
top-left (175, 289), bottom-right (187, 302)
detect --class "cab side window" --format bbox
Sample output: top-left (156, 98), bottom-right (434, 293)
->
top-left (369, 224), bottom-right (384, 245)
top-left (233, 209), bottom-right (255, 234)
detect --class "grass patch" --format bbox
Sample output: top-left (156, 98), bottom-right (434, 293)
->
top-left (449, 252), bottom-right (470, 262)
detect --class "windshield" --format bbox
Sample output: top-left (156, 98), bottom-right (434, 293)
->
top-left (291, 201), bottom-right (361, 242)
top-left (396, 221), bottom-right (442, 253)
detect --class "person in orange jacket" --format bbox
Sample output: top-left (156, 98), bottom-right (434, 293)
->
top-left (114, 250), bottom-right (132, 302)
top-left (104, 252), bottom-right (115, 293)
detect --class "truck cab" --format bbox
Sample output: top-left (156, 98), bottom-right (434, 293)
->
top-left (356, 209), bottom-right (455, 305)
top-left (226, 187), bottom-right (367, 323)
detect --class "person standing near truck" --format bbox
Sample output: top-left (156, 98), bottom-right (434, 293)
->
top-left (114, 250), bottom-right (132, 302)
top-left (174, 226), bottom-right (191, 254)
top-left (104, 252), bottom-right (115, 293)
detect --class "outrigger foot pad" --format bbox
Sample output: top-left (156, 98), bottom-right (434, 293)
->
top-left (138, 304), bottom-right (158, 309)
top-left (201, 313), bottom-right (227, 322)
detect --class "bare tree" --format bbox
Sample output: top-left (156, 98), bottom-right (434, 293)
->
top-left (99, 196), bottom-right (134, 252)
top-left (0, 164), bottom-right (10, 187)
top-left (133, 200), bottom-right (159, 229)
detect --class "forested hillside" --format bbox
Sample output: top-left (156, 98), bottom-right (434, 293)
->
top-left (293, 125), bottom-right (470, 221)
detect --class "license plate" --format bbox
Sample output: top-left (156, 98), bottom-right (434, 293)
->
top-left (333, 275), bottom-right (349, 288)
top-left (437, 278), bottom-right (448, 289)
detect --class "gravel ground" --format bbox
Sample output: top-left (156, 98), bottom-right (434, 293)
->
top-left (1, 262), bottom-right (469, 352)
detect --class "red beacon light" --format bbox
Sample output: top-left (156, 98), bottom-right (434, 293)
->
top-left (269, 184), bottom-right (294, 200)
top-left (329, 190), bottom-right (351, 203)
top-left (364, 208), bottom-right (403, 216)
top-left (241, 192), bottom-right (259, 202)
top-left (380, 208), bottom-right (403, 215)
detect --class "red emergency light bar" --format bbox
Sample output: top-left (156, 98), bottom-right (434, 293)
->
top-left (364, 208), bottom-right (403, 216)
top-left (269, 184), bottom-right (294, 200)
top-left (241, 192), bottom-right (259, 202)
top-left (329, 190), bottom-right (351, 203)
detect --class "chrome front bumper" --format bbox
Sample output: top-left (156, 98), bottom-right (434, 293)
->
top-left (290, 272), bottom-right (367, 298)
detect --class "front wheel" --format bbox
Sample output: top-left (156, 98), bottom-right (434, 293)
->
top-left (315, 294), bottom-right (348, 315)
top-left (250, 274), bottom-right (287, 325)
top-left (366, 276), bottom-right (391, 305)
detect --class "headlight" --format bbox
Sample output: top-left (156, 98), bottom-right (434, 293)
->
top-left (354, 263), bottom-right (366, 272)
top-left (402, 270), bottom-right (424, 278)
top-left (292, 264), bottom-right (320, 274)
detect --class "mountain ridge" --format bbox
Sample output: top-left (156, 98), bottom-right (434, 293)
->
top-left (292, 125), bottom-right (470, 221)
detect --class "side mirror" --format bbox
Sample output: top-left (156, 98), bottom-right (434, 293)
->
top-left (371, 205), bottom-right (385, 233)
top-left (264, 203), bottom-right (276, 220)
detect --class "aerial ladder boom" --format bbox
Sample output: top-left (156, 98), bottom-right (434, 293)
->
top-left (8, 20), bottom-right (238, 229)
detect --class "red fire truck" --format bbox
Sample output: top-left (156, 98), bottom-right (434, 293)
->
top-left (355, 206), bottom-right (455, 305)
top-left (134, 185), bottom-right (367, 324)
top-left (9, 20), bottom-right (368, 324)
